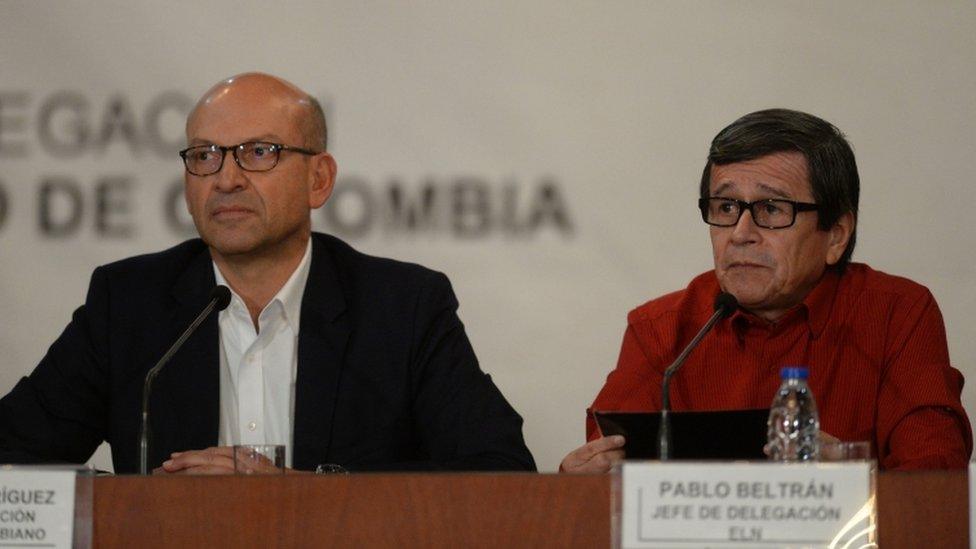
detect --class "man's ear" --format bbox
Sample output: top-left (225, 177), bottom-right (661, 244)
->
top-left (825, 211), bottom-right (855, 265)
top-left (308, 152), bottom-right (337, 209)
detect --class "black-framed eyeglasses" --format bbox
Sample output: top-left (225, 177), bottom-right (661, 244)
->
top-left (179, 141), bottom-right (319, 176)
top-left (698, 197), bottom-right (819, 229)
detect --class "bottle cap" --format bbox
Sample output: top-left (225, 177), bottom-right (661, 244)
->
top-left (780, 366), bottom-right (809, 379)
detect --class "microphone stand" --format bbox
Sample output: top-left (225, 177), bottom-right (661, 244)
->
top-left (139, 286), bottom-right (231, 475)
top-left (658, 293), bottom-right (737, 461)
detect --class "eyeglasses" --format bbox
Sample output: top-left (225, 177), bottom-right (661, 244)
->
top-left (179, 141), bottom-right (319, 176)
top-left (698, 197), bottom-right (819, 229)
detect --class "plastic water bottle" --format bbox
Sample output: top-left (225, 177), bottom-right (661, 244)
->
top-left (766, 366), bottom-right (820, 461)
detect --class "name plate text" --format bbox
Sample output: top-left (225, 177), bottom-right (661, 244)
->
top-left (0, 469), bottom-right (77, 548)
top-left (619, 462), bottom-right (874, 548)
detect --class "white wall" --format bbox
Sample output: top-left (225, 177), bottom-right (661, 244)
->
top-left (1, 1), bottom-right (973, 471)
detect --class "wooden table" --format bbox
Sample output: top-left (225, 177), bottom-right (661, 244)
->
top-left (88, 470), bottom-right (968, 548)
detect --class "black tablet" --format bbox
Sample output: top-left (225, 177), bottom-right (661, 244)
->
top-left (592, 408), bottom-right (769, 460)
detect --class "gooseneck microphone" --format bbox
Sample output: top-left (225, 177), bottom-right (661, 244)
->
top-left (657, 292), bottom-right (738, 461)
top-left (139, 285), bottom-right (232, 475)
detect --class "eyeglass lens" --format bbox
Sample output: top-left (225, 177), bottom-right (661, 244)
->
top-left (705, 198), bottom-right (795, 228)
top-left (183, 142), bottom-right (280, 175)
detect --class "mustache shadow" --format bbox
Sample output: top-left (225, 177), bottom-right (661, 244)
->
top-left (206, 195), bottom-right (259, 213)
top-left (722, 253), bottom-right (774, 268)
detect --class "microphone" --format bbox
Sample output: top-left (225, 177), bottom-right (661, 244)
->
top-left (139, 285), bottom-right (232, 475)
top-left (657, 292), bottom-right (738, 461)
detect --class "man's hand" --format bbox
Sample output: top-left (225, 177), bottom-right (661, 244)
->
top-left (819, 431), bottom-right (840, 445)
top-left (559, 435), bottom-right (626, 473)
top-left (153, 446), bottom-right (312, 475)
top-left (154, 446), bottom-right (237, 475)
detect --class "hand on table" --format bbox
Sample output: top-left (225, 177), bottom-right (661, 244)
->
top-left (152, 446), bottom-right (303, 475)
top-left (559, 435), bottom-right (625, 473)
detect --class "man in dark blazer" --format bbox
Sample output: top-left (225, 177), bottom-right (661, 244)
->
top-left (0, 73), bottom-right (535, 474)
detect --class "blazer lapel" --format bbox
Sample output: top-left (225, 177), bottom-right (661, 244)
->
top-left (152, 248), bottom-right (221, 460)
top-left (292, 236), bottom-right (350, 470)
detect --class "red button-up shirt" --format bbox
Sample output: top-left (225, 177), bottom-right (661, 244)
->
top-left (588, 263), bottom-right (972, 470)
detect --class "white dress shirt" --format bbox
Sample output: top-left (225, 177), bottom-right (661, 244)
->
top-left (214, 240), bottom-right (312, 468)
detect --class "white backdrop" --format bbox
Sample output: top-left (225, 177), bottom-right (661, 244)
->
top-left (1, 1), bottom-right (973, 471)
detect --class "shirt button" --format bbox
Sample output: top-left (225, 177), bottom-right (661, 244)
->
top-left (248, 422), bottom-right (257, 431)
top-left (247, 355), bottom-right (256, 363)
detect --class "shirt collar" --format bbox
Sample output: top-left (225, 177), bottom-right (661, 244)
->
top-left (212, 239), bottom-right (313, 334)
top-left (728, 267), bottom-right (840, 339)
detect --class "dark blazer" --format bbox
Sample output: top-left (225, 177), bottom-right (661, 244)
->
top-left (0, 233), bottom-right (535, 473)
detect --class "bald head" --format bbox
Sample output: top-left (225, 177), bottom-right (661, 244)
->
top-left (187, 72), bottom-right (327, 151)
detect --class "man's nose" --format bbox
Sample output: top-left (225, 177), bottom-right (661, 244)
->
top-left (213, 151), bottom-right (248, 192)
top-left (729, 208), bottom-right (761, 244)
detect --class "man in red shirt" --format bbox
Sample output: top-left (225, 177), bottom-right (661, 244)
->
top-left (561, 109), bottom-right (972, 472)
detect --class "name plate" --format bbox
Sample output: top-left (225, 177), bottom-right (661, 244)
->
top-left (0, 469), bottom-right (77, 548)
top-left (617, 462), bottom-right (875, 548)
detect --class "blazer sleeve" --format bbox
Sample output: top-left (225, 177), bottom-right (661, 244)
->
top-left (399, 271), bottom-right (536, 471)
top-left (0, 267), bottom-right (111, 464)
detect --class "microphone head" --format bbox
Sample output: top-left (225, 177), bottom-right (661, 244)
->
top-left (713, 292), bottom-right (738, 318)
top-left (211, 285), bottom-right (232, 311)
